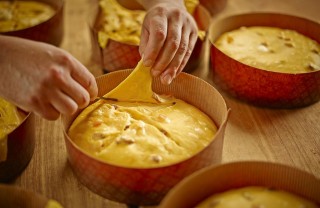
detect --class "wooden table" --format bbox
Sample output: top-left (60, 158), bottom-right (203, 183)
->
top-left (11, 0), bottom-right (320, 207)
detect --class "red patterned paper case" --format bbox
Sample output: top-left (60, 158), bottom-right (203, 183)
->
top-left (209, 13), bottom-right (320, 108)
top-left (101, 37), bottom-right (205, 73)
top-left (101, 40), bottom-right (141, 72)
top-left (91, 4), bottom-right (211, 73)
top-left (159, 161), bottom-right (320, 207)
top-left (62, 70), bottom-right (229, 206)
top-left (0, 0), bottom-right (64, 46)
top-left (0, 113), bottom-right (35, 182)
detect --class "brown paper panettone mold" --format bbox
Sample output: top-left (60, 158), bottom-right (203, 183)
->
top-left (209, 13), bottom-right (320, 108)
top-left (62, 70), bottom-right (229, 206)
top-left (89, 0), bottom-right (211, 73)
top-left (0, 112), bottom-right (35, 182)
top-left (0, 0), bottom-right (64, 46)
top-left (159, 161), bottom-right (320, 207)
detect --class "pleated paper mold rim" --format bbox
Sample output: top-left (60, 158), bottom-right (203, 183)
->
top-left (0, 112), bottom-right (35, 182)
top-left (159, 161), bottom-right (320, 207)
top-left (62, 70), bottom-right (230, 206)
top-left (209, 12), bottom-right (320, 108)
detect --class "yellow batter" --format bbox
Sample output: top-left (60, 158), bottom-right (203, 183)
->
top-left (0, 98), bottom-right (26, 162)
top-left (196, 186), bottom-right (318, 208)
top-left (97, 0), bottom-right (205, 48)
top-left (0, 1), bottom-right (55, 32)
top-left (215, 26), bottom-right (320, 73)
top-left (68, 58), bottom-right (217, 168)
top-left (45, 199), bottom-right (63, 208)
top-left (68, 96), bottom-right (217, 168)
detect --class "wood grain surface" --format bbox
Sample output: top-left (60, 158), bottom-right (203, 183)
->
top-left (8, 0), bottom-right (320, 207)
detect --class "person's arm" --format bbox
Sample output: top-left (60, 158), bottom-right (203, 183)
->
top-left (137, 0), bottom-right (198, 85)
top-left (0, 35), bottom-right (98, 120)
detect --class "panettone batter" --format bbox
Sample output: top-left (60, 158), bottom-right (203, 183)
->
top-left (68, 96), bottom-right (217, 168)
top-left (0, 98), bottom-right (26, 161)
top-left (215, 26), bottom-right (320, 73)
top-left (68, 58), bottom-right (217, 168)
top-left (0, 1), bottom-right (55, 32)
top-left (196, 186), bottom-right (318, 208)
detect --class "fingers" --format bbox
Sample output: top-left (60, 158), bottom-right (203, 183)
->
top-left (175, 27), bottom-right (198, 75)
top-left (151, 16), bottom-right (183, 81)
top-left (141, 6), bottom-right (198, 85)
top-left (157, 22), bottom-right (191, 85)
top-left (56, 51), bottom-right (98, 106)
top-left (47, 63), bottom-right (90, 110)
top-left (53, 50), bottom-right (98, 102)
top-left (1, 37), bottom-right (98, 121)
top-left (51, 71), bottom-right (89, 110)
top-left (50, 90), bottom-right (78, 117)
top-left (27, 95), bottom-right (61, 120)
top-left (154, 17), bottom-right (198, 85)
top-left (31, 69), bottom-right (94, 120)
top-left (139, 25), bottom-right (149, 57)
top-left (32, 70), bottom-right (92, 120)
top-left (41, 52), bottom-right (98, 120)
top-left (70, 58), bottom-right (98, 102)
top-left (141, 13), bottom-right (167, 67)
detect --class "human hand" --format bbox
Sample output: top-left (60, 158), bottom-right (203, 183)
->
top-left (0, 36), bottom-right (98, 120)
top-left (137, 0), bottom-right (198, 85)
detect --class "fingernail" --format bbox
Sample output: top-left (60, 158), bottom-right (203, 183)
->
top-left (162, 74), bottom-right (172, 85)
top-left (144, 59), bottom-right (153, 67)
top-left (152, 69), bottom-right (161, 77)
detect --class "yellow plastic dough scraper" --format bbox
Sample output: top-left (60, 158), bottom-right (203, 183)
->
top-left (99, 59), bottom-right (162, 103)
top-left (69, 59), bottom-right (166, 130)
